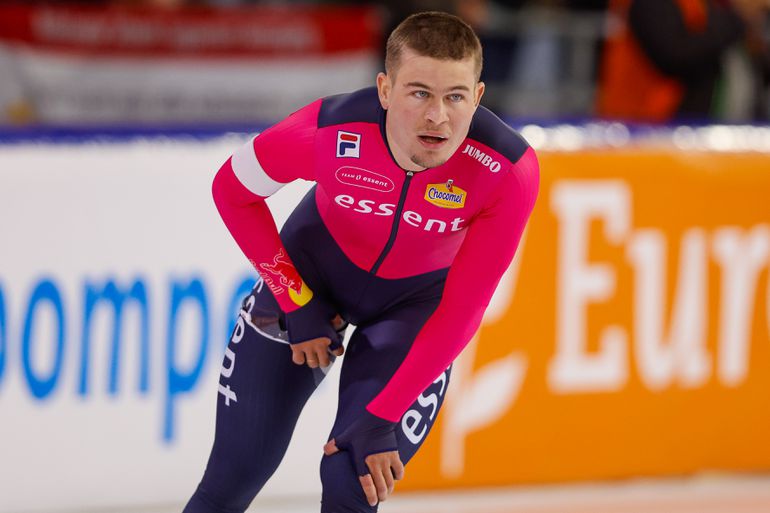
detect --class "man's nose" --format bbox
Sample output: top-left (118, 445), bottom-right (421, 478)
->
top-left (425, 98), bottom-right (448, 125)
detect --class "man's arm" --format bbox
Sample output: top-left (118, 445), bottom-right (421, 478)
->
top-left (367, 146), bottom-right (540, 421)
top-left (212, 99), bottom-right (341, 347)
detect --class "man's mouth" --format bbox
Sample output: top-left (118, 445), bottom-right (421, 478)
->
top-left (418, 134), bottom-right (449, 147)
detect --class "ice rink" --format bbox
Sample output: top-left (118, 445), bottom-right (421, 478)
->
top-left (50, 475), bottom-right (770, 513)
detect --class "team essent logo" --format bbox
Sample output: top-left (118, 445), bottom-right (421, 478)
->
top-left (336, 131), bottom-right (361, 158)
top-left (258, 249), bottom-right (313, 306)
top-left (461, 143), bottom-right (502, 172)
top-left (335, 166), bottom-right (395, 193)
top-left (425, 181), bottom-right (467, 209)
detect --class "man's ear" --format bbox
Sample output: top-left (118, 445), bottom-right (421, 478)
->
top-left (376, 72), bottom-right (391, 110)
top-left (474, 81), bottom-right (486, 108)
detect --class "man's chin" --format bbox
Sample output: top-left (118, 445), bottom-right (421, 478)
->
top-left (411, 152), bottom-right (449, 170)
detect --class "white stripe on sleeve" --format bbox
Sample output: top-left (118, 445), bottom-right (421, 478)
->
top-left (231, 136), bottom-right (285, 197)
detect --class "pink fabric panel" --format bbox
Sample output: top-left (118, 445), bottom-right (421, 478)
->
top-left (252, 99), bottom-right (322, 184)
top-left (313, 123), bottom-right (399, 271)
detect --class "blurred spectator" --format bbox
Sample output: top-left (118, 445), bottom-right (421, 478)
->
top-left (448, 1), bottom-right (610, 119)
top-left (597, 0), bottom-right (770, 123)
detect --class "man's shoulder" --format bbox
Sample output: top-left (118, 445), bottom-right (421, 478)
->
top-left (467, 105), bottom-right (530, 165)
top-left (317, 87), bottom-right (381, 128)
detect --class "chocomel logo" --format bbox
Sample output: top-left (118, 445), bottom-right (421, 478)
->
top-left (425, 182), bottom-right (467, 209)
top-left (461, 143), bottom-right (502, 172)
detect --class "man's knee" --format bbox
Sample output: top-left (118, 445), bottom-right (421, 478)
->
top-left (320, 453), bottom-right (377, 513)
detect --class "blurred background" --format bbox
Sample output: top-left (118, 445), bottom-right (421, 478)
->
top-left (2, 0), bottom-right (770, 126)
top-left (1, 1), bottom-right (770, 513)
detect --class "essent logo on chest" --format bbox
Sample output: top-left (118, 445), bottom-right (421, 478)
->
top-left (334, 194), bottom-right (466, 233)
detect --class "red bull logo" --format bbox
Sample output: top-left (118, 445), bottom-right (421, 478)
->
top-left (259, 249), bottom-right (313, 306)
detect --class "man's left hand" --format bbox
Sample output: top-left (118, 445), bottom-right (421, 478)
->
top-left (321, 410), bottom-right (402, 506)
top-left (323, 439), bottom-right (404, 506)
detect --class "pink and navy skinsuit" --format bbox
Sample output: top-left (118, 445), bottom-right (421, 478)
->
top-left (184, 87), bottom-right (539, 513)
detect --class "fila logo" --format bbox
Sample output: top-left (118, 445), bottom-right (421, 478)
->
top-left (337, 131), bottom-right (361, 158)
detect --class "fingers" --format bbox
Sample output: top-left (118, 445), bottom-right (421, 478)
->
top-left (330, 443), bottom-right (401, 506)
top-left (358, 474), bottom-right (379, 507)
top-left (290, 337), bottom-right (333, 368)
top-left (290, 316), bottom-right (346, 367)
top-left (323, 439), bottom-right (339, 456)
top-left (304, 352), bottom-right (319, 368)
top-left (290, 346), bottom-right (325, 367)
top-left (363, 451), bottom-right (402, 504)
top-left (392, 455), bottom-right (405, 481)
top-left (290, 345), bottom-right (306, 366)
top-left (383, 464), bottom-right (395, 496)
top-left (312, 345), bottom-right (330, 368)
top-left (369, 468), bottom-right (389, 503)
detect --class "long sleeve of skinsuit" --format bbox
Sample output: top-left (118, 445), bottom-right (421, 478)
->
top-left (211, 100), bottom-right (341, 345)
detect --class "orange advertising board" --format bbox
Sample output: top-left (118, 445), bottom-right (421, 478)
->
top-left (403, 149), bottom-right (770, 489)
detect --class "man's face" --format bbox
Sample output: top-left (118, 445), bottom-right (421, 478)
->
top-left (377, 47), bottom-right (485, 171)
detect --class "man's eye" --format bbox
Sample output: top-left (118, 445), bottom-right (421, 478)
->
top-left (448, 94), bottom-right (464, 102)
top-left (413, 91), bottom-right (429, 99)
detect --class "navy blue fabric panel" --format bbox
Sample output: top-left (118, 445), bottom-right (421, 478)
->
top-left (468, 105), bottom-right (530, 163)
top-left (317, 87), bottom-right (382, 129)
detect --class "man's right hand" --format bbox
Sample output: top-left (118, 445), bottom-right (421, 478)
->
top-left (290, 314), bottom-right (345, 368)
